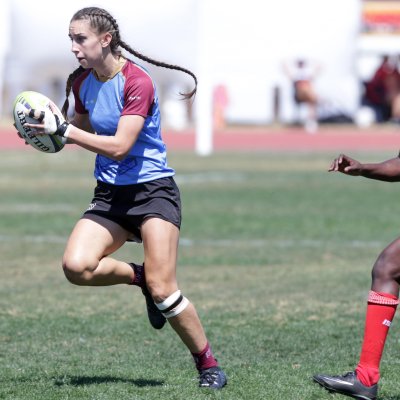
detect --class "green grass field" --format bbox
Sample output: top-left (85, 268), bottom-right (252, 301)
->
top-left (2, 148), bottom-right (400, 399)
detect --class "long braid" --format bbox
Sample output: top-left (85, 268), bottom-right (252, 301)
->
top-left (119, 40), bottom-right (197, 100)
top-left (61, 66), bottom-right (85, 118)
top-left (107, 11), bottom-right (197, 99)
top-left (75, 7), bottom-right (197, 100)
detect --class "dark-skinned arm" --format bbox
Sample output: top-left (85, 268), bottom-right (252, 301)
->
top-left (329, 153), bottom-right (400, 182)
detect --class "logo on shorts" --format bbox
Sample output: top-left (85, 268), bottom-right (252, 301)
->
top-left (87, 202), bottom-right (96, 211)
top-left (383, 319), bottom-right (392, 327)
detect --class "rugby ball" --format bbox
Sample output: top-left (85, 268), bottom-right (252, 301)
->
top-left (13, 91), bottom-right (66, 153)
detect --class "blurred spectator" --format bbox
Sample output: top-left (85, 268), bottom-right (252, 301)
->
top-left (363, 55), bottom-right (400, 123)
top-left (213, 84), bottom-right (229, 130)
top-left (283, 58), bottom-right (322, 133)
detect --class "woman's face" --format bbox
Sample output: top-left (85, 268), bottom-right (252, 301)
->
top-left (69, 19), bottom-right (105, 69)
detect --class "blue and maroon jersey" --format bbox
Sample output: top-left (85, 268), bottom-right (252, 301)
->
top-left (72, 60), bottom-right (175, 185)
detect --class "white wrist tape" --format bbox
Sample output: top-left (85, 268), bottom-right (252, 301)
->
top-left (61, 125), bottom-right (72, 144)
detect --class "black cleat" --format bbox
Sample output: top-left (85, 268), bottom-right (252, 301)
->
top-left (199, 366), bottom-right (227, 389)
top-left (141, 285), bottom-right (166, 330)
top-left (313, 371), bottom-right (377, 400)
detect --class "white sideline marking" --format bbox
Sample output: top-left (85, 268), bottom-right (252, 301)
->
top-left (0, 235), bottom-right (67, 243)
top-left (0, 235), bottom-right (384, 248)
top-left (178, 238), bottom-right (383, 248)
top-left (176, 173), bottom-right (246, 184)
top-left (0, 204), bottom-right (77, 213)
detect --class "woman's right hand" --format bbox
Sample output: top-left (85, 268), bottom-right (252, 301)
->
top-left (329, 154), bottom-right (362, 175)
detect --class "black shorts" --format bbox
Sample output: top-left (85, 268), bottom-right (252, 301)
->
top-left (83, 177), bottom-right (181, 242)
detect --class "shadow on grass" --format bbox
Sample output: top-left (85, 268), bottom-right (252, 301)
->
top-left (53, 375), bottom-right (164, 387)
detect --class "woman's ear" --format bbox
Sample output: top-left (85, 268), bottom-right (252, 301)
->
top-left (100, 32), bottom-right (113, 47)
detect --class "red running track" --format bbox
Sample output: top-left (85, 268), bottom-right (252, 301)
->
top-left (1, 125), bottom-right (400, 152)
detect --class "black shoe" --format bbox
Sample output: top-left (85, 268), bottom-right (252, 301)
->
top-left (199, 366), bottom-right (227, 389)
top-left (141, 285), bottom-right (166, 330)
top-left (313, 371), bottom-right (377, 400)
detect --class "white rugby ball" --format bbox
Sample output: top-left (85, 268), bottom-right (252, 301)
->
top-left (13, 91), bottom-right (66, 153)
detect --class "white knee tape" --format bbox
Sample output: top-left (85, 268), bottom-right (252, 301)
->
top-left (156, 290), bottom-right (189, 318)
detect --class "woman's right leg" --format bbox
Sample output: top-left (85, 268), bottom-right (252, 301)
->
top-left (62, 214), bottom-right (135, 286)
top-left (62, 214), bottom-right (166, 329)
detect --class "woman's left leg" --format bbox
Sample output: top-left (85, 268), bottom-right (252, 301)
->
top-left (141, 217), bottom-right (226, 388)
top-left (141, 217), bottom-right (207, 352)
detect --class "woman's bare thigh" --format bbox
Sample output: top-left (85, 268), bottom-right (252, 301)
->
top-left (64, 214), bottom-right (130, 263)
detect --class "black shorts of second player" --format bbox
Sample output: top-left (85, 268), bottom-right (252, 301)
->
top-left (83, 176), bottom-right (182, 242)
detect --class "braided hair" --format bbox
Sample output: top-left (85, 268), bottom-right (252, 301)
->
top-left (61, 7), bottom-right (197, 118)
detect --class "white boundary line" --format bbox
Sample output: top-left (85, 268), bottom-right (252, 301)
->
top-left (178, 238), bottom-right (384, 248)
top-left (1, 235), bottom-right (381, 248)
